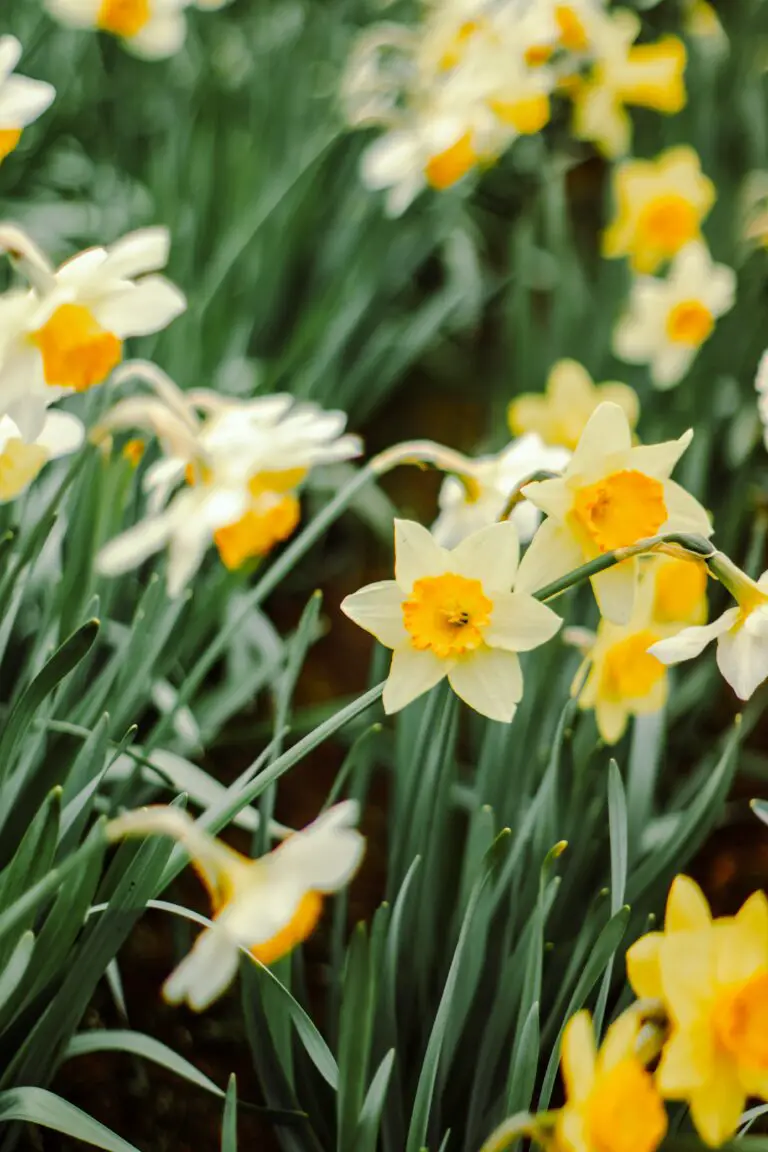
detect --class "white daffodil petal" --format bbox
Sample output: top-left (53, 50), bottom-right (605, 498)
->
top-left (96, 276), bottom-right (187, 337)
top-left (163, 925), bottom-right (240, 1011)
top-left (34, 410), bottom-right (85, 457)
top-left (447, 648), bottom-right (522, 723)
top-left (626, 430), bottom-right (694, 480)
top-left (271, 824), bottom-right (365, 892)
top-left (101, 227), bottom-right (171, 279)
top-left (97, 514), bottom-right (172, 576)
top-left (126, 12), bottom-right (188, 59)
top-left (716, 626), bottom-right (768, 701)
top-left (516, 518), bottom-right (583, 595)
top-left (652, 344), bottom-right (697, 390)
top-left (393, 519), bottom-right (447, 592)
top-left (520, 476), bottom-right (571, 521)
top-left (340, 581), bottom-right (407, 649)
top-left (649, 609), bottom-right (738, 664)
top-left (382, 645), bottom-right (446, 713)
top-left (662, 479), bottom-right (713, 537)
top-left (0, 37), bottom-right (22, 80)
top-left (484, 592), bottom-right (562, 652)
top-left (591, 561), bottom-right (637, 626)
top-left (0, 75), bottom-right (56, 128)
top-left (570, 402), bottom-right (632, 473)
top-left (449, 520), bottom-right (519, 592)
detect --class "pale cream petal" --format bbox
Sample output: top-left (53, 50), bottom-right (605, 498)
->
top-left (519, 476), bottom-right (572, 521)
top-left (96, 514), bottom-right (173, 576)
top-left (625, 430), bottom-right (693, 480)
top-left (34, 410), bottom-right (85, 458)
top-left (560, 1011), bottom-right (596, 1103)
top-left (548, 359), bottom-right (596, 408)
top-left (95, 277), bottom-right (187, 338)
top-left (162, 925), bottom-right (240, 1011)
top-left (626, 932), bottom-right (664, 999)
top-left (515, 518), bottom-right (583, 595)
top-left (449, 519), bottom-right (519, 593)
top-left (652, 343), bottom-right (697, 390)
top-left (382, 645), bottom-right (446, 713)
top-left (716, 624), bottom-right (768, 700)
top-left (126, 11), bottom-right (187, 59)
top-left (393, 519), bottom-right (448, 592)
top-left (101, 227), bottom-right (170, 279)
top-left (666, 875), bottom-right (712, 932)
top-left (661, 479), bottom-right (713, 537)
top-left (447, 647), bottom-right (522, 722)
top-left (598, 382), bottom-right (640, 428)
top-left (591, 561), bottom-right (637, 626)
top-left (483, 592), bottom-right (562, 652)
top-left (556, 1108), bottom-right (590, 1152)
top-left (650, 610), bottom-right (737, 665)
top-left (570, 401), bottom-right (632, 474)
top-left (656, 1024), bottom-right (715, 1094)
top-left (270, 805), bottom-right (365, 892)
top-left (715, 892), bottom-right (768, 984)
top-left (689, 1066), bottom-right (746, 1148)
top-left (340, 580), bottom-right (407, 649)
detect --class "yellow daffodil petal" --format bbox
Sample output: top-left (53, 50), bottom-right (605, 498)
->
top-left (561, 1010), bottom-right (597, 1103)
top-left (666, 874), bottom-right (712, 933)
top-left (688, 1067), bottom-right (745, 1148)
top-left (656, 1023), bottom-right (715, 1094)
top-left (626, 931), bottom-right (664, 1000)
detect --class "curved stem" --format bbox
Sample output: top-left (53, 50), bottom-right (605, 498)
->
top-left (478, 1112), bottom-right (540, 1152)
top-left (370, 439), bottom-right (478, 479)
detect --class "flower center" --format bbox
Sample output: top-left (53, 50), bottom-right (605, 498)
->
top-left (524, 43), bottom-right (554, 67)
top-left (97, 0), bottom-right (151, 36)
top-left (214, 494), bottom-right (301, 571)
top-left (636, 195), bottom-right (699, 258)
top-left (0, 439), bottom-right (48, 503)
top-left (571, 469), bottom-right (667, 553)
top-left (425, 133), bottom-right (479, 190)
top-left (250, 891), bottom-right (323, 966)
top-left (713, 971), bottom-right (768, 1068)
top-left (652, 558), bottom-right (707, 624)
top-left (555, 5), bottom-right (589, 52)
top-left (30, 303), bottom-right (122, 392)
top-left (0, 129), bottom-right (22, 164)
top-left (402, 572), bottom-right (492, 658)
top-left (665, 300), bottom-right (714, 346)
top-left (586, 1059), bottom-right (667, 1152)
top-left (600, 630), bottom-right (666, 700)
top-left (491, 95), bottom-right (551, 135)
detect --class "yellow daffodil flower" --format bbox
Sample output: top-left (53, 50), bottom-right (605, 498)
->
top-left (341, 518), bottom-right (562, 722)
top-left (556, 1009), bottom-right (667, 1152)
top-left (107, 802), bottom-right (365, 1011)
top-left (516, 402), bottom-right (712, 624)
top-left (507, 360), bottom-right (639, 452)
top-left (602, 147), bottom-right (715, 274)
top-left (649, 554), bottom-right (708, 628)
top-left (613, 241), bottom-right (736, 389)
top-left (0, 37), bottom-right (55, 164)
top-left (44, 0), bottom-right (189, 60)
top-left (627, 875), bottom-right (768, 1147)
top-left (650, 554), bottom-right (768, 700)
top-left (569, 9), bottom-right (686, 157)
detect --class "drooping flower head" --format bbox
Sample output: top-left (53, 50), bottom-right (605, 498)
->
top-left (613, 242), bottom-right (736, 389)
top-left (516, 402), bottom-right (712, 623)
top-left (0, 225), bottom-right (186, 439)
top-left (341, 518), bottom-right (562, 722)
top-left (627, 875), bottom-right (768, 1147)
top-left (107, 802), bottom-right (365, 1011)
top-left (0, 37), bottom-right (55, 165)
top-left (508, 359), bottom-right (639, 452)
top-left (44, 0), bottom-right (190, 60)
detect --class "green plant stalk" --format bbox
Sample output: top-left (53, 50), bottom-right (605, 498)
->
top-left (477, 1111), bottom-right (542, 1152)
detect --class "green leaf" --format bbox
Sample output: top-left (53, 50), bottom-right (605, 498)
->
top-left (0, 787), bottom-right (60, 967)
top-left (221, 1075), bottom-right (238, 1152)
top-left (0, 932), bottom-right (34, 1015)
top-left (0, 1087), bottom-right (139, 1152)
top-left (64, 1031), bottom-right (225, 1098)
top-left (354, 1050), bottom-right (396, 1152)
top-left (337, 923), bottom-right (375, 1152)
top-left (405, 831), bottom-right (510, 1152)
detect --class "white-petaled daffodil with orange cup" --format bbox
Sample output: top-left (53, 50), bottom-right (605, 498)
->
top-left (44, 0), bottom-right (190, 60)
top-left (0, 37), bottom-right (55, 165)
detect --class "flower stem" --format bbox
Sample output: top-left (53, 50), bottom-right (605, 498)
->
top-left (478, 1113), bottom-right (542, 1152)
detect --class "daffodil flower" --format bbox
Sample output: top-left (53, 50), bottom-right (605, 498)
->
top-left (650, 555), bottom-right (768, 700)
top-left (341, 518), bottom-right (562, 722)
top-left (569, 8), bottom-right (686, 157)
top-left (0, 226), bottom-right (185, 439)
top-left (627, 875), bottom-right (768, 1147)
top-left (0, 408), bottom-right (83, 504)
top-left (44, 0), bottom-right (190, 60)
top-left (602, 147), bottom-right (715, 274)
top-left (0, 37), bottom-right (55, 165)
top-left (516, 401), bottom-right (711, 624)
top-left (556, 1009), bottom-right (667, 1152)
top-left (755, 349), bottom-right (768, 449)
top-left (431, 432), bottom-right (570, 548)
top-left (508, 359), bottom-right (639, 452)
top-left (107, 802), bottom-right (365, 1011)
top-left (613, 242), bottom-right (736, 389)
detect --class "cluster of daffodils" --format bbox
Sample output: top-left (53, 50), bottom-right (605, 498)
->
top-left (107, 802), bottom-right (365, 1010)
top-left (604, 146), bottom-right (736, 389)
top-left (44, 0), bottom-right (234, 61)
top-left (343, 0), bottom-right (688, 214)
top-left (0, 223), bottom-right (185, 505)
top-left (482, 874), bottom-right (768, 1152)
top-left (95, 363), bottom-right (362, 595)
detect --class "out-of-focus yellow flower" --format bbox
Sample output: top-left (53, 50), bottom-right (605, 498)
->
top-left (556, 1009), bottom-right (667, 1152)
top-left (213, 468), bottom-right (304, 570)
top-left (682, 0), bottom-right (728, 60)
top-left (649, 554), bottom-right (708, 627)
top-left (602, 147), bottom-right (715, 274)
top-left (569, 9), bottom-right (686, 157)
top-left (627, 875), bottom-right (768, 1147)
top-left (107, 802), bottom-right (365, 1012)
top-left (508, 360), bottom-right (639, 452)
top-left (0, 37), bottom-right (55, 165)
top-left (516, 402), bottom-right (711, 624)
top-left (0, 409), bottom-right (83, 503)
top-left (613, 242), bottom-right (736, 389)
top-left (121, 437), bottom-right (146, 468)
top-left (341, 518), bottom-right (562, 722)
top-left (44, 0), bottom-right (189, 60)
